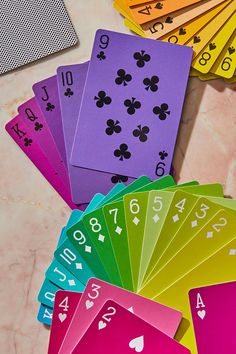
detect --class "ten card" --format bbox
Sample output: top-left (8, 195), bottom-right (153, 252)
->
top-left (71, 29), bottom-right (192, 180)
top-left (72, 300), bottom-right (189, 354)
top-left (189, 281), bottom-right (236, 354)
top-left (59, 278), bottom-right (182, 353)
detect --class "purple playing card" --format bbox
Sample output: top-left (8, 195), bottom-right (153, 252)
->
top-left (18, 97), bottom-right (69, 186)
top-left (33, 76), bottom-right (67, 168)
top-left (57, 63), bottom-right (134, 204)
top-left (71, 30), bottom-right (192, 180)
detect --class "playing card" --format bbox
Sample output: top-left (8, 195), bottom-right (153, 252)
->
top-left (71, 29), bottom-right (192, 180)
top-left (0, 0), bottom-right (78, 75)
top-left (72, 300), bottom-right (189, 354)
top-left (189, 282), bottom-right (236, 354)
top-left (141, 0), bottom-right (227, 40)
top-left (59, 278), bottom-right (182, 354)
top-left (37, 304), bottom-right (53, 326)
top-left (18, 97), bottom-right (69, 185)
top-left (57, 63), bottom-right (135, 204)
top-left (139, 208), bottom-right (236, 298)
top-left (155, 238), bottom-right (236, 353)
top-left (33, 76), bottom-right (67, 167)
top-left (5, 115), bottom-right (78, 209)
top-left (192, 11), bottom-right (236, 73)
top-left (48, 290), bottom-right (82, 354)
top-left (130, 0), bottom-right (204, 25)
top-left (38, 279), bottom-right (61, 308)
top-left (211, 32), bottom-right (236, 78)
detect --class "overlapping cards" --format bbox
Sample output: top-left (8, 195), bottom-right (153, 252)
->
top-left (114, 0), bottom-right (236, 82)
top-left (5, 29), bottom-right (192, 208)
top-left (37, 175), bottom-right (236, 353)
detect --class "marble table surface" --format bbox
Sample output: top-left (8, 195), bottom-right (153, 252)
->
top-left (0, 1), bottom-right (235, 353)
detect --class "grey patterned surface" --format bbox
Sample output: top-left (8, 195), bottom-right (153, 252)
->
top-left (0, 0), bottom-right (78, 74)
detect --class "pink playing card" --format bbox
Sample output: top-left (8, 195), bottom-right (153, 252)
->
top-left (5, 115), bottom-right (80, 209)
top-left (59, 278), bottom-right (182, 354)
top-left (48, 291), bottom-right (82, 354)
top-left (18, 97), bottom-right (69, 186)
top-left (73, 300), bottom-right (190, 354)
top-left (189, 281), bottom-right (236, 354)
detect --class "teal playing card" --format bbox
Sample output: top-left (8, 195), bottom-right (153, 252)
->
top-left (37, 304), bottom-right (53, 326)
top-left (38, 279), bottom-right (60, 308)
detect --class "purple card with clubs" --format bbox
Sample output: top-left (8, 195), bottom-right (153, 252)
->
top-left (33, 76), bottom-right (68, 168)
top-left (71, 30), bottom-right (192, 180)
top-left (57, 62), bottom-right (134, 204)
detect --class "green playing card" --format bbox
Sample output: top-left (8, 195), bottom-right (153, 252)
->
top-left (143, 197), bottom-right (223, 286)
top-left (166, 183), bottom-right (224, 196)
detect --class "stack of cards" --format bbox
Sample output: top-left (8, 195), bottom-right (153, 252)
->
top-left (114, 0), bottom-right (236, 83)
top-left (37, 175), bottom-right (236, 353)
top-left (5, 29), bottom-right (192, 208)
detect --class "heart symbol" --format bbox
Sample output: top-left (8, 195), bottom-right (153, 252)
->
top-left (85, 300), bottom-right (94, 310)
top-left (209, 43), bottom-right (216, 51)
top-left (98, 320), bottom-right (107, 330)
top-left (179, 28), bottom-right (186, 35)
top-left (194, 36), bottom-right (201, 44)
top-left (228, 46), bottom-right (235, 55)
top-left (165, 16), bottom-right (173, 24)
top-left (58, 313), bottom-right (67, 323)
top-left (198, 310), bottom-right (206, 320)
top-left (129, 336), bottom-right (144, 352)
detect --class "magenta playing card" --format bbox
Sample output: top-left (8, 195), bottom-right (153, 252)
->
top-left (5, 115), bottom-right (79, 209)
top-left (18, 97), bottom-right (69, 186)
top-left (57, 63), bottom-right (134, 204)
top-left (59, 278), bottom-right (182, 353)
top-left (48, 290), bottom-right (82, 354)
top-left (72, 300), bottom-right (190, 354)
top-left (71, 29), bottom-right (192, 179)
top-left (189, 281), bottom-right (236, 354)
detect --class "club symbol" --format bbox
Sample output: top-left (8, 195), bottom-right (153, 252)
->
top-left (94, 90), bottom-right (112, 108)
top-left (193, 36), bottom-right (201, 44)
top-left (97, 51), bottom-right (106, 61)
top-left (105, 119), bottom-right (122, 135)
top-left (143, 75), bottom-right (159, 92)
top-left (24, 138), bottom-right (33, 147)
top-left (165, 16), bottom-right (173, 24)
top-left (133, 50), bottom-right (151, 68)
top-left (155, 2), bottom-right (163, 9)
top-left (111, 175), bottom-right (129, 184)
top-left (34, 122), bottom-right (43, 131)
top-left (46, 102), bottom-right (55, 112)
top-left (228, 46), bottom-right (235, 55)
top-left (115, 69), bottom-right (132, 86)
top-left (159, 150), bottom-right (168, 160)
top-left (114, 144), bottom-right (131, 161)
top-left (133, 125), bottom-right (150, 142)
top-left (153, 103), bottom-right (170, 120)
top-left (64, 88), bottom-right (74, 97)
top-left (124, 97), bottom-right (141, 115)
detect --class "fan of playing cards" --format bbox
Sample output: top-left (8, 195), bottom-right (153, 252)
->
top-left (38, 175), bottom-right (236, 354)
top-left (114, 0), bottom-right (236, 82)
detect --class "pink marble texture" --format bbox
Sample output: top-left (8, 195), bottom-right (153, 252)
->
top-left (0, 1), bottom-right (235, 353)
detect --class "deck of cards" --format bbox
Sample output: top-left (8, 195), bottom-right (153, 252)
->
top-left (5, 29), bottom-right (192, 207)
top-left (114, 0), bottom-right (236, 83)
top-left (37, 175), bottom-right (236, 353)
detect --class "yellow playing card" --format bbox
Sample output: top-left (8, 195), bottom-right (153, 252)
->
top-left (154, 237), bottom-right (236, 353)
top-left (192, 12), bottom-right (236, 73)
top-left (186, 0), bottom-right (235, 59)
top-left (211, 31), bottom-right (236, 78)
top-left (139, 208), bottom-right (236, 298)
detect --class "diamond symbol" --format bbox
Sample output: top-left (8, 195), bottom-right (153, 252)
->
top-left (115, 226), bottom-right (122, 235)
top-left (153, 214), bottom-right (160, 223)
top-left (206, 231), bottom-right (213, 238)
top-left (85, 245), bottom-right (91, 253)
top-left (229, 249), bottom-right (236, 256)
top-left (133, 217), bottom-right (140, 225)
top-left (172, 214), bottom-right (179, 223)
top-left (191, 220), bottom-right (198, 228)
top-left (76, 262), bottom-right (83, 269)
top-left (68, 279), bottom-right (76, 286)
top-left (98, 234), bottom-right (105, 242)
